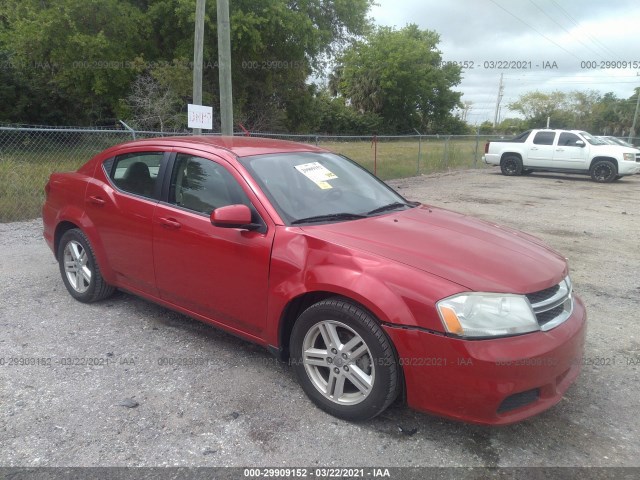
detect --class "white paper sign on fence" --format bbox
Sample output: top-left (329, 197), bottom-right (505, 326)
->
top-left (188, 104), bottom-right (213, 130)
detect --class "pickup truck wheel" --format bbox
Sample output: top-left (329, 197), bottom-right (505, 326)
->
top-left (290, 298), bottom-right (400, 421)
top-left (613, 175), bottom-right (622, 181)
top-left (500, 155), bottom-right (523, 176)
top-left (590, 160), bottom-right (617, 183)
top-left (58, 229), bottom-right (115, 303)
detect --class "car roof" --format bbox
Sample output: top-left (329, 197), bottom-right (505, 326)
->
top-left (106, 135), bottom-right (328, 158)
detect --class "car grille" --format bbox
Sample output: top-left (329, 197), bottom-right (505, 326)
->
top-left (525, 277), bottom-right (573, 331)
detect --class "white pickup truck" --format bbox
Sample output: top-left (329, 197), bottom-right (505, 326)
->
top-left (483, 129), bottom-right (640, 182)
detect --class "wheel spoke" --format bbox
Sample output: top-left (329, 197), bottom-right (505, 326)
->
top-left (303, 347), bottom-right (328, 367)
top-left (80, 266), bottom-right (92, 284)
top-left (328, 374), bottom-right (346, 399)
top-left (318, 321), bottom-right (341, 350)
top-left (343, 336), bottom-right (368, 361)
top-left (345, 364), bottom-right (372, 395)
top-left (65, 260), bottom-right (77, 273)
top-left (69, 242), bottom-right (82, 261)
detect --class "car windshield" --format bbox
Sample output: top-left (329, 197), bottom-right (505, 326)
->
top-left (608, 137), bottom-right (635, 148)
top-left (239, 152), bottom-right (414, 225)
top-left (580, 131), bottom-right (606, 145)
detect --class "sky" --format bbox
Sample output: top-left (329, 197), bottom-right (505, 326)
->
top-left (370, 0), bottom-right (640, 124)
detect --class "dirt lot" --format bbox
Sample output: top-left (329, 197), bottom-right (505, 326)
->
top-left (1, 168), bottom-right (639, 468)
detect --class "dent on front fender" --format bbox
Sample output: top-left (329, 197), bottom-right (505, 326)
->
top-left (264, 226), bottom-right (463, 347)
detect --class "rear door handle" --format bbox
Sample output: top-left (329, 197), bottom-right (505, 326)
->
top-left (556, 148), bottom-right (564, 151)
top-left (88, 195), bottom-right (106, 206)
top-left (159, 217), bottom-right (181, 230)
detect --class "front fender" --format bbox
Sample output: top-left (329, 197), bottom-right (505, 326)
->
top-left (264, 227), bottom-right (463, 347)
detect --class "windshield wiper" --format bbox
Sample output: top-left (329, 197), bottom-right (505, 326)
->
top-left (366, 202), bottom-right (411, 216)
top-left (291, 212), bottom-right (367, 225)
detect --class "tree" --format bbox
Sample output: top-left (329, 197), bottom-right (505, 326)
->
top-left (507, 91), bottom-right (569, 128)
top-left (333, 24), bottom-right (463, 133)
top-left (0, 0), bottom-right (150, 124)
top-left (0, 0), bottom-right (374, 129)
top-left (124, 74), bottom-right (186, 132)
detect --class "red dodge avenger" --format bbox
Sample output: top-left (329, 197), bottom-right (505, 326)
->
top-left (43, 136), bottom-right (586, 424)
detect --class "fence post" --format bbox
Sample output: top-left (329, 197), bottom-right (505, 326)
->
top-left (442, 136), bottom-right (448, 169)
top-left (119, 120), bottom-right (136, 140)
top-left (372, 134), bottom-right (378, 176)
top-left (414, 129), bottom-right (422, 175)
top-left (473, 128), bottom-right (480, 167)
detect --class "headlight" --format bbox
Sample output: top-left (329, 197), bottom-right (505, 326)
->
top-left (623, 153), bottom-right (635, 161)
top-left (436, 293), bottom-right (539, 338)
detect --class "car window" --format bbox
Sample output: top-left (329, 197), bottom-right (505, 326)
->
top-left (169, 154), bottom-right (252, 215)
top-left (110, 152), bottom-right (163, 198)
top-left (533, 132), bottom-right (556, 146)
top-left (239, 152), bottom-right (410, 224)
top-left (558, 132), bottom-right (582, 147)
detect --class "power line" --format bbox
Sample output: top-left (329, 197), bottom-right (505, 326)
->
top-left (486, 0), bottom-right (582, 60)
top-left (547, 0), bottom-right (621, 60)
top-left (528, 0), bottom-right (607, 60)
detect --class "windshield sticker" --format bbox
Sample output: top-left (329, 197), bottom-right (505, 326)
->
top-left (295, 162), bottom-right (338, 189)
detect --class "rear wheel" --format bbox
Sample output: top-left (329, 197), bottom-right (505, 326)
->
top-left (58, 229), bottom-right (114, 303)
top-left (590, 160), bottom-right (617, 183)
top-left (290, 298), bottom-right (400, 421)
top-left (500, 155), bottom-right (523, 176)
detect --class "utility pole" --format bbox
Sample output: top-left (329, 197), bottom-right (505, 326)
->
top-left (192, 0), bottom-right (206, 135)
top-left (629, 84), bottom-right (640, 144)
top-left (493, 73), bottom-right (504, 128)
top-left (217, 0), bottom-right (233, 136)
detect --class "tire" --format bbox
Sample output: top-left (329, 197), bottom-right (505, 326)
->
top-left (613, 175), bottom-right (622, 181)
top-left (58, 229), bottom-right (115, 303)
top-left (500, 155), bottom-right (523, 176)
top-left (290, 298), bottom-right (400, 421)
top-left (590, 160), bottom-right (617, 183)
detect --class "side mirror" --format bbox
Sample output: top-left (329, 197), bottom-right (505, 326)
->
top-left (575, 140), bottom-right (585, 147)
top-left (210, 204), bottom-right (259, 230)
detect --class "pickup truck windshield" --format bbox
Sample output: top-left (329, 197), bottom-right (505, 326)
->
top-left (579, 132), bottom-right (607, 145)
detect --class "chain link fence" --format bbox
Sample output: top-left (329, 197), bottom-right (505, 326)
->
top-left (0, 125), bottom-right (505, 222)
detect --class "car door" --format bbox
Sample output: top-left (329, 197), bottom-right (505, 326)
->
top-left (152, 151), bottom-right (274, 336)
top-left (526, 131), bottom-right (557, 167)
top-left (553, 132), bottom-right (588, 169)
top-left (85, 148), bottom-right (169, 295)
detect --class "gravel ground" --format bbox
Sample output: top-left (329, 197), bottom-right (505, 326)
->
top-left (1, 168), bottom-right (639, 468)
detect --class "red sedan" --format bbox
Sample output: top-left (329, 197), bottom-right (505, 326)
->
top-left (42, 136), bottom-right (586, 424)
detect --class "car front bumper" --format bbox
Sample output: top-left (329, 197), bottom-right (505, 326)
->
top-left (618, 161), bottom-right (640, 175)
top-left (383, 295), bottom-right (587, 425)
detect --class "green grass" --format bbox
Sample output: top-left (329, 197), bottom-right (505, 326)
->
top-left (0, 137), bottom-right (489, 222)
top-left (318, 138), bottom-right (488, 180)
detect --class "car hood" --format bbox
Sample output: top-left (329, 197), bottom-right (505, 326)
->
top-left (301, 205), bottom-right (567, 294)
top-left (591, 144), bottom-right (638, 154)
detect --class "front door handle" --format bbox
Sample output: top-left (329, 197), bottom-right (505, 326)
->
top-left (159, 217), bottom-right (181, 230)
top-left (88, 195), bottom-right (106, 206)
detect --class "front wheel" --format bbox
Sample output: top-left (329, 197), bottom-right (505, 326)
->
top-left (590, 160), bottom-right (617, 183)
top-left (290, 298), bottom-right (400, 421)
top-left (58, 229), bottom-right (115, 303)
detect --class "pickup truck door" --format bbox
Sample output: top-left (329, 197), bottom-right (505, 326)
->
top-left (552, 132), bottom-right (589, 169)
top-left (526, 131), bottom-right (557, 167)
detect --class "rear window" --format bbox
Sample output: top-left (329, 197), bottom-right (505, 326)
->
top-left (108, 152), bottom-right (164, 198)
top-left (533, 132), bottom-right (556, 146)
